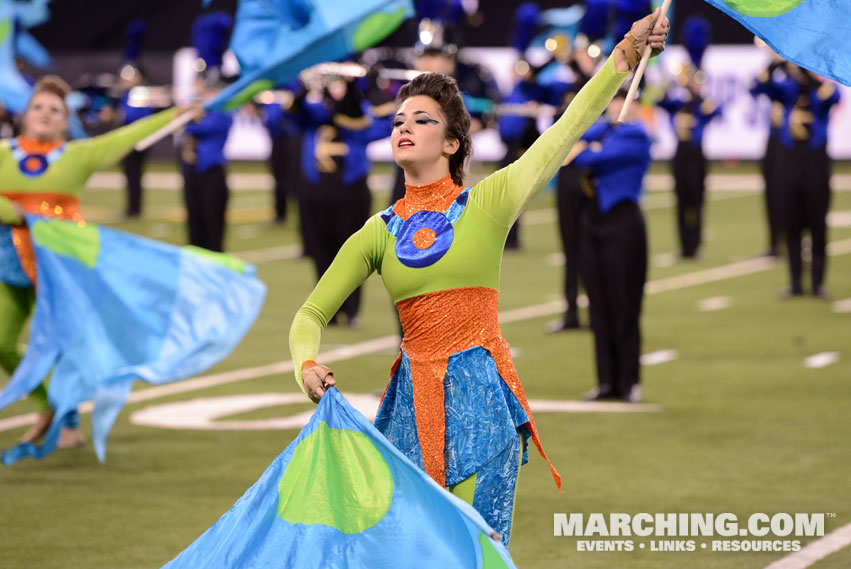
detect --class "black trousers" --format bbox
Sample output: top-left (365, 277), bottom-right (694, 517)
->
top-left (580, 200), bottom-right (647, 398)
top-left (780, 142), bottom-right (831, 293)
top-left (296, 178), bottom-right (319, 261)
top-left (269, 134), bottom-right (300, 223)
top-left (761, 135), bottom-right (785, 253)
top-left (556, 165), bottom-right (584, 322)
top-left (122, 148), bottom-right (149, 217)
top-left (184, 165), bottom-right (229, 252)
top-left (672, 142), bottom-right (707, 258)
top-left (301, 177), bottom-right (371, 321)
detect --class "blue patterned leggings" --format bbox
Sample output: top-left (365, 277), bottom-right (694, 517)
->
top-left (448, 434), bottom-right (523, 547)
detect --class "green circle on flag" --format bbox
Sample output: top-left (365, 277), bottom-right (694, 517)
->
top-left (277, 421), bottom-right (393, 534)
top-left (352, 8), bottom-right (408, 52)
top-left (0, 20), bottom-right (11, 45)
top-left (723, 0), bottom-right (805, 17)
top-left (225, 79), bottom-right (275, 111)
top-left (479, 532), bottom-right (513, 568)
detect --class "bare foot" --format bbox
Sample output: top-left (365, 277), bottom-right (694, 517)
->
top-left (18, 411), bottom-right (54, 443)
top-left (58, 428), bottom-right (86, 449)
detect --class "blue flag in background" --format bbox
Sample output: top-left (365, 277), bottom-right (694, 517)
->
top-left (702, 0), bottom-right (851, 86)
top-left (0, 0), bottom-right (38, 112)
top-left (0, 217), bottom-right (266, 464)
top-left (160, 387), bottom-right (518, 569)
top-left (0, 0), bottom-right (88, 137)
top-left (204, 0), bottom-right (415, 111)
top-left (12, 0), bottom-right (53, 70)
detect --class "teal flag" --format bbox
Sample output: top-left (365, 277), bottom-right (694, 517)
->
top-left (0, 217), bottom-right (266, 464)
top-left (204, 0), bottom-right (415, 111)
top-left (703, 0), bottom-right (851, 86)
top-left (0, 0), bottom-right (39, 112)
top-left (160, 387), bottom-right (518, 569)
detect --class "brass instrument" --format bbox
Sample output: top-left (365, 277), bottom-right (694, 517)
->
top-left (298, 61), bottom-right (422, 91)
top-left (126, 85), bottom-right (174, 108)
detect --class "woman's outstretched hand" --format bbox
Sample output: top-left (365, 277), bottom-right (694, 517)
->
top-left (615, 8), bottom-right (670, 72)
top-left (303, 364), bottom-right (337, 404)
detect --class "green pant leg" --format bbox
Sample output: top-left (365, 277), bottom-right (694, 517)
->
top-left (448, 471), bottom-right (478, 505)
top-left (448, 460), bottom-right (522, 512)
top-left (0, 282), bottom-right (49, 412)
top-left (0, 282), bottom-right (32, 373)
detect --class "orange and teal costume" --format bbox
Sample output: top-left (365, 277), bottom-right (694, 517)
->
top-left (0, 109), bottom-right (177, 412)
top-left (290, 58), bottom-right (628, 544)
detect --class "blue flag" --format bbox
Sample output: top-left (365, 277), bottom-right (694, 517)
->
top-left (0, 217), bottom-right (266, 464)
top-left (702, 0), bottom-right (851, 86)
top-left (0, 0), bottom-right (87, 137)
top-left (204, 0), bottom-right (415, 112)
top-left (12, 0), bottom-right (53, 70)
top-left (160, 387), bottom-right (518, 569)
top-left (0, 0), bottom-right (37, 113)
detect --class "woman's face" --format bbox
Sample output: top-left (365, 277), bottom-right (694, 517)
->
top-left (391, 95), bottom-right (459, 171)
top-left (23, 92), bottom-right (68, 142)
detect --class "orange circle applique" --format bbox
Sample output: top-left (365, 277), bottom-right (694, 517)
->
top-left (25, 157), bottom-right (41, 171)
top-left (412, 227), bottom-right (436, 250)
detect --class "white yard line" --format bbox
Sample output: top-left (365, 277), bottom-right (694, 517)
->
top-left (827, 210), bottom-right (851, 228)
top-left (828, 238), bottom-right (851, 256)
top-left (128, 393), bottom-right (661, 431)
top-left (654, 252), bottom-right (679, 268)
top-left (803, 352), bottom-right (840, 369)
top-left (832, 298), bottom-right (851, 314)
top-left (640, 350), bottom-right (679, 366)
top-left (697, 296), bottom-right (733, 312)
top-left (645, 257), bottom-right (777, 294)
top-left (2, 236), bottom-right (850, 433)
top-left (762, 523), bottom-right (851, 569)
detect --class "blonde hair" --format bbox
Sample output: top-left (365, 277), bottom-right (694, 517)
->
top-left (29, 75), bottom-right (71, 116)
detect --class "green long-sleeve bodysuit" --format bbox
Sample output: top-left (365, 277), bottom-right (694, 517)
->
top-left (290, 58), bottom-right (627, 382)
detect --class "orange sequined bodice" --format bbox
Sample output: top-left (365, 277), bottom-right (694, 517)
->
top-left (1, 192), bottom-right (83, 285)
top-left (390, 286), bottom-right (561, 490)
